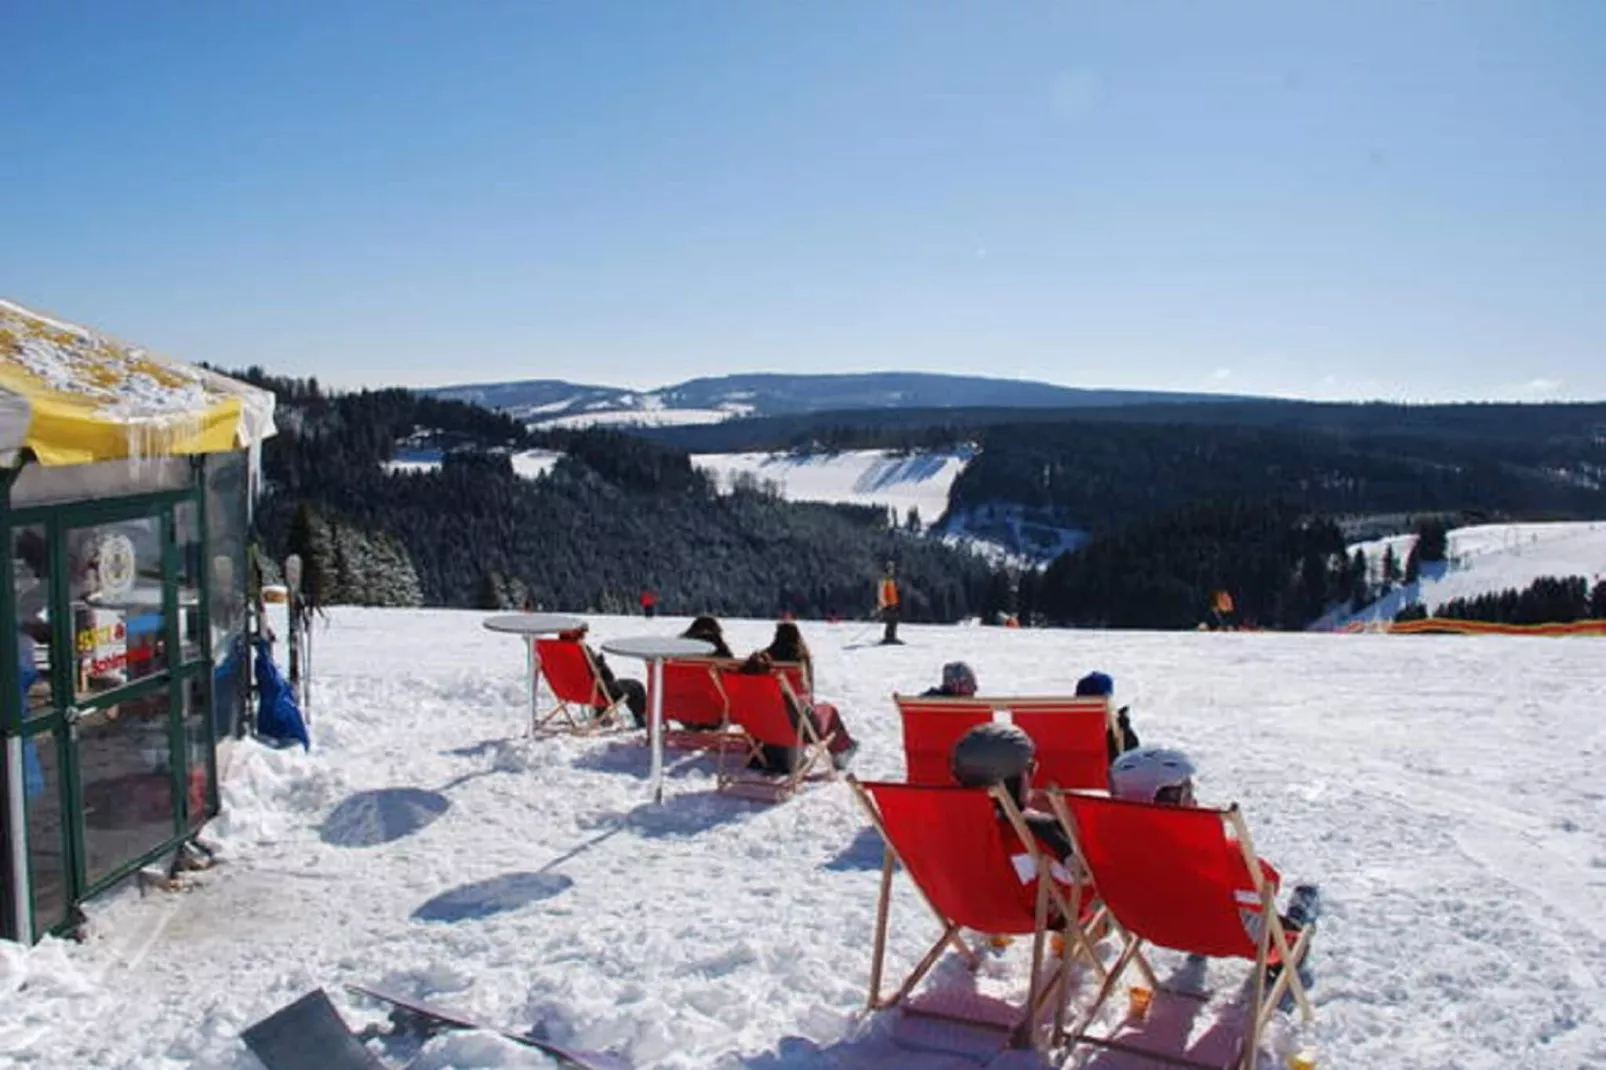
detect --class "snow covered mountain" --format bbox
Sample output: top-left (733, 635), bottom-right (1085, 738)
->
top-left (427, 372), bottom-right (1255, 429)
top-left (1318, 520), bottom-right (1606, 630)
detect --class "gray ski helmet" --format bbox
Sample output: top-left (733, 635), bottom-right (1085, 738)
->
top-left (1109, 746), bottom-right (1196, 802)
top-left (951, 722), bottom-right (1036, 787)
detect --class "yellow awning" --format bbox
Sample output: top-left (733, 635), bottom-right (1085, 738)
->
top-left (0, 299), bottom-right (276, 467)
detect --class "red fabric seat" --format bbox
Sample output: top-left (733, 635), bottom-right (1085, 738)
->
top-left (893, 695), bottom-right (994, 784)
top-left (714, 669), bottom-right (833, 801)
top-left (1051, 791), bottom-right (1314, 1070)
top-left (849, 778), bottom-right (1107, 1056)
top-left (660, 658), bottom-right (727, 729)
top-left (530, 638), bottom-right (623, 734)
top-left (1008, 697), bottom-right (1115, 792)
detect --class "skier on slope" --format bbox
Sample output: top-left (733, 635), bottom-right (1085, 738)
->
top-left (877, 561), bottom-right (902, 645)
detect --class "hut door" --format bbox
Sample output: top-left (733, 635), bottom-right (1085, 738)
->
top-left (24, 494), bottom-right (205, 934)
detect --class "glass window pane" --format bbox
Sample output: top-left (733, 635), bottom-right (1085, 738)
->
top-left (21, 728), bottom-right (69, 934)
top-left (78, 689), bottom-right (176, 888)
top-left (183, 675), bottom-right (213, 831)
top-left (12, 524), bottom-right (53, 716)
top-left (175, 501), bottom-right (203, 664)
top-left (205, 453), bottom-right (249, 739)
top-left (68, 518), bottom-right (167, 700)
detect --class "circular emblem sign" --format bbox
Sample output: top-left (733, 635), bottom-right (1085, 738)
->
top-left (98, 533), bottom-right (137, 599)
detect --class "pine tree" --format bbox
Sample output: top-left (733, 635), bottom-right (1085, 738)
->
top-left (1382, 544), bottom-right (1402, 587)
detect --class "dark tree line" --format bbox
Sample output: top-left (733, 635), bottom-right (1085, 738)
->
top-left (1035, 500), bottom-right (1353, 630)
top-left (245, 381), bottom-right (999, 620)
top-left (1395, 576), bottom-right (1606, 626)
top-left (946, 422), bottom-right (1606, 538)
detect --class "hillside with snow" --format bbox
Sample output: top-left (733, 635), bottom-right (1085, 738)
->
top-left (426, 372), bottom-right (1249, 430)
top-left (1319, 521), bottom-right (1606, 630)
top-left (6, 609), bottom-right (1603, 1069)
top-left (692, 449), bottom-right (970, 527)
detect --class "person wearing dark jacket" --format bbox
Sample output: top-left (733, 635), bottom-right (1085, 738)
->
top-left (558, 625), bottom-right (647, 727)
top-left (738, 638), bottom-right (858, 774)
top-left (680, 615), bottom-right (734, 659)
top-left (923, 660), bottom-right (978, 698)
top-left (1075, 670), bottom-right (1140, 762)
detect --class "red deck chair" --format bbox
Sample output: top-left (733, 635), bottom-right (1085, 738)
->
top-left (773, 661), bottom-right (810, 701)
top-left (1048, 791), bottom-right (1315, 1070)
top-left (658, 657), bottom-right (745, 751)
top-left (893, 694), bottom-right (995, 785)
top-left (847, 778), bottom-right (1107, 1056)
top-left (531, 638), bottom-right (628, 735)
top-left (714, 668), bottom-right (834, 801)
top-left (1006, 696), bottom-right (1116, 792)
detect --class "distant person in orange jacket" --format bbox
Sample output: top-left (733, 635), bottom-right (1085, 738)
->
top-left (877, 561), bottom-right (902, 645)
top-left (640, 588), bottom-right (657, 619)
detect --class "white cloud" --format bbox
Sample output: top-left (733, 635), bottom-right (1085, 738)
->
top-left (1513, 377), bottom-right (1562, 398)
top-left (1211, 367), bottom-right (1232, 381)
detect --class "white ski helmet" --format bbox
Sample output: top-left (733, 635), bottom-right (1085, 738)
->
top-left (1109, 746), bottom-right (1197, 803)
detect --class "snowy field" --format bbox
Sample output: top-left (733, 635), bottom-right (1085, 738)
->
top-left (693, 451), bottom-right (971, 528)
top-left (383, 450), bottom-right (564, 480)
top-left (1325, 521), bottom-right (1606, 629)
top-left (4, 611), bottom-right (1606, 1069)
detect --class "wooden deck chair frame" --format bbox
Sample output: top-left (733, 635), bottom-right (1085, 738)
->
top-left (846, 776), bottom-right (1109, 1057)
top-left (1045, 789), bottom-right (1315, 1070)
top-left (715, 670), bottom-right (836, 802)
top-left (1003, 695), bottom-right (1118, 793)
top-left (658, 657), bottom-right (748, 752)
top-left (893, 693), bottom-right (997, 785)
top-left (531, 638), bottom-right (630, 737)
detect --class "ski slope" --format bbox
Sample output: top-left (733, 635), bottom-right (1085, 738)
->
top-left (383, 449), bottom-right (563, 480)
top-left (5, 611), bottom-right (1604, 1069)
top-left (1321, 521), bottom-right (1606, 629)
top-left (692, 450), bottom-right (972, 528)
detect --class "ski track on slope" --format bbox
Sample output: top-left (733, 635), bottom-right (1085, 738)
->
top-left (5, 614), bottom-right (1606, 1069)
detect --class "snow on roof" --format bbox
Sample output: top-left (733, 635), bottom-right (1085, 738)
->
top-left (0, 298), bottom-right (275, 464)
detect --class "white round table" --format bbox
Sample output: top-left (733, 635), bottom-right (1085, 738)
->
top-left (600, 635), bottom-right (715, 803)
top-left (483, 613), bottom-right (587, 732)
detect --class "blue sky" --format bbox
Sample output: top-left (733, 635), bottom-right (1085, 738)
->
top-left (2, 2), bottom-right (1602, 401)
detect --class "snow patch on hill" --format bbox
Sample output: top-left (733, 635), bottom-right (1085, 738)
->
top-left (1317, 521), bottom-right (1606, 629)
top-left (383, 449), bottom-right (562, 479)
top-left (693, 449), bottom-right (972, 526)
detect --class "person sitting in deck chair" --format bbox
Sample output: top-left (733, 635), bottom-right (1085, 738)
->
top-left (1110, 746), bottom-right (1319, 942)
top-left (951, 722), bottom-right (1074, 864)
top-left (737, 646), bottom-right (858, 773)
top-left (924, 660), bottom-right (978, 698)
top-left (1074, 670), bottom-right (1141, 763)
top-left (680, 614), bottom-right (734, 659)
top-left (557, 625), bottom-right (647, 728)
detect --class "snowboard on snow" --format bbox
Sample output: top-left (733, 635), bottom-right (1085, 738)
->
top-left (243, 989), bottom-right (386, 1070)
top-left (346, 983), bottom-right (634, 1070)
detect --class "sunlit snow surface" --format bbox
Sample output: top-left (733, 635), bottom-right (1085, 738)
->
top-left (694, 450), bottom-right (971, 528)
top-left (5, 611), bottom-right (1605, 1069)
top-left (1322, 521), bottom-right (1606, 629)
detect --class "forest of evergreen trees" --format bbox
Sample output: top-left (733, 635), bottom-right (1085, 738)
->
top-left (231, 369), bottom-right (1606, 632)
top-left (1032, 500), bottom-right (1355, 630)
top-left (1394, 575), bottom-right (1606, 626)
top-left (237, 373), bottom-right (1002, 621)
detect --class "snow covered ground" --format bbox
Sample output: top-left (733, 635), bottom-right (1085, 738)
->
top-left (693, 450), bottom-right (972, 529)
top-left (1321, 521), bottom-right (1606, 629)
top-left (5, 610), bottom-right (1605, 1069)
top-left (383, 450), bottom-right (563, 480)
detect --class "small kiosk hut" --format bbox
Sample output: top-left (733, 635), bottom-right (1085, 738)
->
top-left (0, 298), bottom-right (276, 942)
